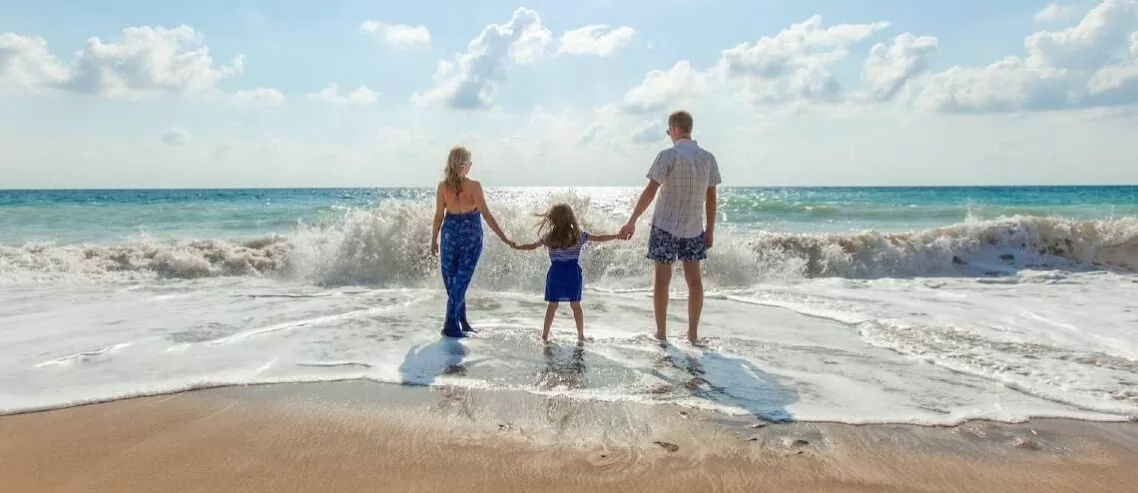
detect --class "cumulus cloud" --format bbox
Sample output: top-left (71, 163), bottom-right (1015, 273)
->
top-left (231, 88), bottom-right (285, 107)
top-left (513, 20), bottom-right (554, 64)
top-left (620, 61), bottom-right (706, 114)
top-left (862, 33), bottom-right (939, 102)
top-left (558, 25), bottom-right (635, 57)
top-left (160, 127), bottom-right (191, 146)
top-left (1035, 3), bottom-right (1082, 22)
top-left (629, 121), bottom-right (664, 143)
top-left (412, 7), bottom-right (552, 109)
top-left (0, 25), bottom-right (288, 105)
top-left (0, 33), bottom-right (70, 89)
top-left (360, 20), bottom-right (430, 46)
top-left (1085, 31), bottom-right (1138, 102)
top-left (61, 25), bottom-right (245, 98)
top-left (919, 0), bottom-right (1138, 112)
top-left (716, 15), bottom-right (889, 104)
top-left (306, 84), bottom-right (379, 105)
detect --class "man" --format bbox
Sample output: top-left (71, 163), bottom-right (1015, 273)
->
top-left (619, 110), bottom-right (721, 344)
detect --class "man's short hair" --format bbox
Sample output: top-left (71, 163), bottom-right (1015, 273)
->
top-left (668, 110), bottom-right (693, 134)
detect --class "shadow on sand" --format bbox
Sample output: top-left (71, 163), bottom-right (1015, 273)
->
top-left (398, 338), bottom-right (470, 386)
top-left (652, 343), bottom-right (799, 423)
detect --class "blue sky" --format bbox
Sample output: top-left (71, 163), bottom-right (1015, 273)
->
top-left (2, 0), bottom-right (1137, 188)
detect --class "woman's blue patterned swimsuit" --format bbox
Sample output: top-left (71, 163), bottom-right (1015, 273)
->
top-left (439, 209), bottom-right (483, 338)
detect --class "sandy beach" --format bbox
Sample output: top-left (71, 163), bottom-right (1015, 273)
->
top-left (2, 382), bottom-right (1136, 493)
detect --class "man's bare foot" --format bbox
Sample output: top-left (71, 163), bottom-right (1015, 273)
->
top-left (542, 329), bottom-right (551, 342)
top-left (576, 337), bottom-right (585, 346)
top-left (687, 336), bottom-right (706, 347)
top-left (654, 331), bottom-right (667, 341)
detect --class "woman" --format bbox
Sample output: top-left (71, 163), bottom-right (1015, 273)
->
top-left (430, 145), bottom-right (513, 338)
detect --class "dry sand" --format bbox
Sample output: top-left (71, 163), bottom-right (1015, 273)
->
top-left (2, 382), bottom-right (1136, 493)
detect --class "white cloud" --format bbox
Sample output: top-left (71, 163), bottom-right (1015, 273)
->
top-left (411, 7), bottom-right (551, 109)
top-left (62, 25), bottom-right (245, 99)
top-left (1086, 32), bottom-right (1138, 100)
top-left (716, 15), bottom-right (889, 104)
top-left (919, 0), bottom-right (1138, 112)
top-left (306, 84), bottom-right (379, 105)
top-left (0, 33), bottom-right (70, 89)
top-left (0, 25), bottom-right (285, 104)
top-left (862, 33), bottom-right (939, 102)
top-left (231, 88), bottom-right (286, 107)
top-left (511, 19), bottom-right (553, 64)
top-left (620, 61), bottom-right (706, 114)
top-left (558, 25), bottom-right (635, 57)
top-left (1035, 3), bottom-right (1082, 22)
top-left (360, 20), bottom-right (430, 47)
top-left (160, 127), bottom-right (191, 146)
top-left (629, 121), bottom-right (664, 143)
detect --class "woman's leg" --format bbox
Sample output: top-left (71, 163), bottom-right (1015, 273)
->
top-left (439, 221), bottom-right (466, 338)
top-left (447, 220), bottom-right (483, 334)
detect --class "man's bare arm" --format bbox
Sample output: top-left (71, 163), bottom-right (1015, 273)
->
top-left (620, 181), bottom-right (660, 238)
top-left (627, 180), bottom-right (660, 225)
top-left (704, 186), bottom-right (717, 248)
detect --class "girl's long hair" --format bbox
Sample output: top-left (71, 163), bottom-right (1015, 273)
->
top-left (536, 203), bottom-right (581, 250)
top-left (444, 146), bottom-right (470, 193)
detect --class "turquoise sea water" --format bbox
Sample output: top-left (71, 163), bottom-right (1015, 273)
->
top-left (2, 186), bottom-right (1136, 245)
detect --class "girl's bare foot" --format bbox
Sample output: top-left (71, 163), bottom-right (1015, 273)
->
top-left (542, 329), bottom-right (551, 342)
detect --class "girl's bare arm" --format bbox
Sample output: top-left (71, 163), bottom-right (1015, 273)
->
top-left (514, 241), bottom-right (543, 251)
top-left (587, 232), bottom-right (622, 242)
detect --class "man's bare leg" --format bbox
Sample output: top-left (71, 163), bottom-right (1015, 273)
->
top-left (653, 262), bottom-right (672, 341)
top-left (682, 261), bottom-right (704, 343)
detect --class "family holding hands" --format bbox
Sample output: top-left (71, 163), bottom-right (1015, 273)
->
top-left (430, 111), bottom-right (722, 345)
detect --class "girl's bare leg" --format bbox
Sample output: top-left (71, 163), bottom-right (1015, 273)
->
top-left (543, 303), bottom-right (558, 342)
top-left (569, 302), bottom-right (584, 344)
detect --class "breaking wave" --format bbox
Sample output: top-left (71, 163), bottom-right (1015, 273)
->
top-left (2, 196), bottom-right (1137, 287)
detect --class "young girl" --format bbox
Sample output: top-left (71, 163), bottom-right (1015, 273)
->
top-left (512, 203), bottom-right (621, 344)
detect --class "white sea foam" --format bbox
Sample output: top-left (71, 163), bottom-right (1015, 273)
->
top-left (2, 197), bottom-right (1137, 286)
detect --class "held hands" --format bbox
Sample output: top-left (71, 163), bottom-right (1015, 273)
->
top-left (618, 222), bottom-right (635, 240)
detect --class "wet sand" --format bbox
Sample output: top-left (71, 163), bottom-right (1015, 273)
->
top-left (2, 382), bottom-right (1136, 493)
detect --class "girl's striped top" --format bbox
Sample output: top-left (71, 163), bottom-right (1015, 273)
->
top-left (546, 232), bottom-right (589, 262)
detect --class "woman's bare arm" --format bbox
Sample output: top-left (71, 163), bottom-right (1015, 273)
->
top-left (431, 183), bottom-right (445, 253)
top-left (471, 181), bottom-right (512, 245)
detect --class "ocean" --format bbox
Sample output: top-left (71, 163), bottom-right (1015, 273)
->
top-left (1, 186), bottom-right (1136, 424)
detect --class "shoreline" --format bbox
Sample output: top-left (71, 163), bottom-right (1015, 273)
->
top-left (3, 381), bottom-right (1137, 493)
top-left (3, 378), bottom-right (1136, 426)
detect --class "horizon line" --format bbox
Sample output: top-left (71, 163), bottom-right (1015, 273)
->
top-left (3, 184), bottom-right (1137, 191)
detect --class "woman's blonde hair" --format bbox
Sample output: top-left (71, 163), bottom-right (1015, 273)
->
top-left (536, 203), bottom-right (581, 250)
top-left (444, 145), bottom-right (471, 193)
